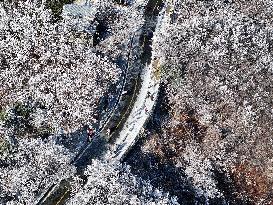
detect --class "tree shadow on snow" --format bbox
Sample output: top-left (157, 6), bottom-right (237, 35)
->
top-left (124, 84), bottom-right (247, 205)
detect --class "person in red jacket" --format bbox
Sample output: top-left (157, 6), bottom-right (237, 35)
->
top-left (87, 127), bottom-right (95, 141)
top-left (145, 107), bottom-right (149, 114)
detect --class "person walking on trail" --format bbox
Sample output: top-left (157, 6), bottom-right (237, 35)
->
top-left (145, 107), bottom-right (149, 115)
top-left (147, 91), bottom-right (155, 101)
top-left (106, 128), bottom-right (110, 136)
top-left (147, 91), bottom-right (151, 98)
top-left (87, 127), bottom-right (95, 141)
top-left (150, 93), bottom-right (155, 101)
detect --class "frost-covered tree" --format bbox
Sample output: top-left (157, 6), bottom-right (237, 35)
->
top-left (144, 0), bottom-right (273, 203)
top-left (0, 0), bottom-right (121, 135)
top-left (67, 160), bottom-right (178, 205)
top-left (0, 136), bottom-right (76, 205)
top-left (0, 1), bottom-right (171, 205)
top-left (95, 0), bottom-right (145, 61)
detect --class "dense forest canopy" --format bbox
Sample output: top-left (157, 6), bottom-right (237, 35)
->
top-left (1, 0), bottom-right (273, 204)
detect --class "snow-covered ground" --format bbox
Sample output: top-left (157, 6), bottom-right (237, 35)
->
top-left (107, 63), bottom-right (160, 161)
top-left (105, 1), bottom-right (172, 161)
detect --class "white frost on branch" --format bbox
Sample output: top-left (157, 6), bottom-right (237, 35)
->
top-left (0, 0), bottom-right (121, 134)
top-left (0, 137), bottom-right (75, 205)
top-left (67, 160), bottom-right (178, 205)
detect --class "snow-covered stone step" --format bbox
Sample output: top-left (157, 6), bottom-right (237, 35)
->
top-left (62, 4), bottom-right (96, 19)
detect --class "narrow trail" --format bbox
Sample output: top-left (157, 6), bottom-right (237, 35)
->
top-left (106, 54), bottom-right (161, 161)
top-left (105, 0), bottom-right (173, 162)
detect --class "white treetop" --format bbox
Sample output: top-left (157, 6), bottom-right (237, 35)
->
top-left (0, 1), bottom-right (179, 205)
top-left (0, 136), bottom-right (76, 205)
top-left (0, 0), bottom-right (121, 134)
top-left (153, 0), bottom-right (273, 201)
top-left (67, 160), bottom-right (178, 205)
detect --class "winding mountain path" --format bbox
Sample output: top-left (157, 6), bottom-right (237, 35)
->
top-left (105, 0), bottom-right (173, 162)
top-left (106, 49), bottom-right (161, 161)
